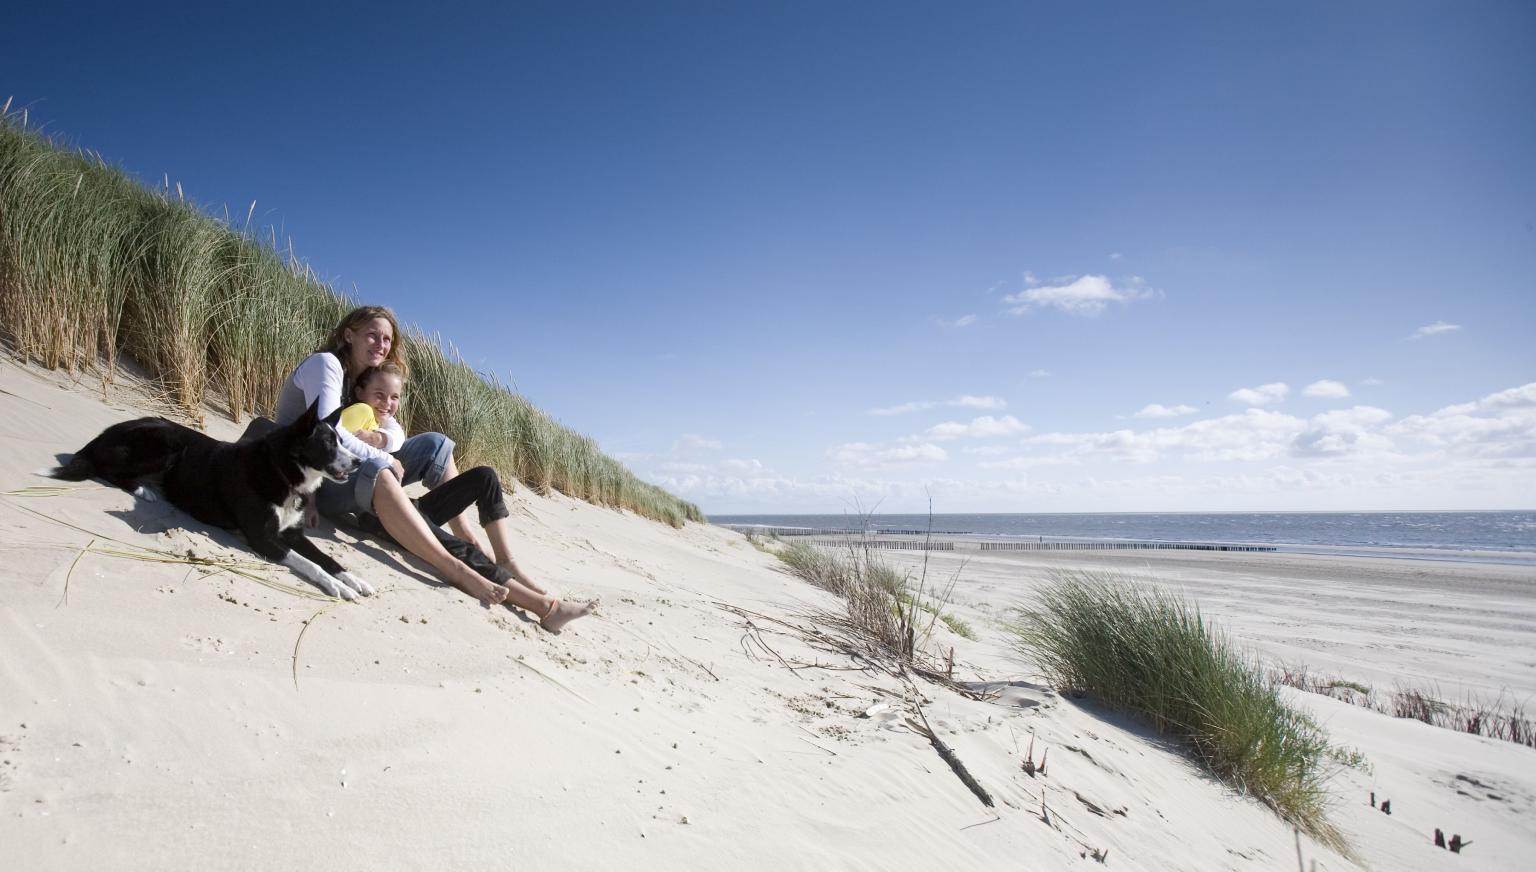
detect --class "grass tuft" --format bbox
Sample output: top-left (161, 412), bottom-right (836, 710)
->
top-left (1005, 572), bottom-right (1344, 851)
top-left (776, 539), bottom-right (976, 673)
top-left (1275, 664), bottom-right (1534, 748)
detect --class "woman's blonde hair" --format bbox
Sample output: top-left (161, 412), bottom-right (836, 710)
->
top-left (323, 305), bottom-right (408, 378)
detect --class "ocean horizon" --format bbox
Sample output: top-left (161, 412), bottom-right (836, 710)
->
top-left (711, 510), bottom-right (1536, 556)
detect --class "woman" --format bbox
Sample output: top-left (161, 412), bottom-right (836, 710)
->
top-left (274, 305), bottom-right (596, 632)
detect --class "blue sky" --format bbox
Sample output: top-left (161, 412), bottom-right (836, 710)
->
top-left (7, 1), bottom-right (1534, 513)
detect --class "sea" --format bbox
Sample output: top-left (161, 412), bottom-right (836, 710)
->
top-left (711, 511), bottom-right (1536, 565)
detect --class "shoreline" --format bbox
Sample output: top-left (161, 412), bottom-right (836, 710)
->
top-left (721, 524), bottom-right (1536, 567)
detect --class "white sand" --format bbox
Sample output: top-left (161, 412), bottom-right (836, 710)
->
top-left (2, 358), bottom-right (1532, 871)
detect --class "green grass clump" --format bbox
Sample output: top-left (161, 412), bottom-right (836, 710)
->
top-left (775, 539), bottom-right (979, 661)
top-left (0, 108), bottom-right (702, 527)
top-left (938, 612), bottom-right (977, 640)
top-left (1006, 572), bottom-right (1342, 850)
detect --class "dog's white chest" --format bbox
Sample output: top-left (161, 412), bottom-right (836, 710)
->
top-left (274, 493), bottom-right (306, 532)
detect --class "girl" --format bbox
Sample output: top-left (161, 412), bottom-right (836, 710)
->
top-left (340, 361), bottom-right (406, 452)
top-left (274, 306), bottom-right (596, 632)
top-left (346, 361), bottom-right (575, 615)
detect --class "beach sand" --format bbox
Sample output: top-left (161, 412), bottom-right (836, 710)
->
top-left (2, 358), bottom-right (1533, 871)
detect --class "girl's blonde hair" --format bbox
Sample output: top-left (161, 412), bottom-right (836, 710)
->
top-left (352, 361), bottom-right (408, 398)
top-left (323, 305), bottom-right (409, 378)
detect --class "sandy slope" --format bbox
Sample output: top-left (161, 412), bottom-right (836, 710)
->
top-left (1, 358), bottom-right (1531, 871)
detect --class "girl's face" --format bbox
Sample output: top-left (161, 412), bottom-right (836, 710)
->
top-left (343, 317), bottom-right (394, 371)
top-left (358, 372), bottom-right (403, 418)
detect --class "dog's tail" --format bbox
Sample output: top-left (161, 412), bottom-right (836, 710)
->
top-left (49, 454), bottom-right (96, 481)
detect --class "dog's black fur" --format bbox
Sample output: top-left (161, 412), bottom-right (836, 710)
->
top-left (51, 402), bottom-right (374, 600)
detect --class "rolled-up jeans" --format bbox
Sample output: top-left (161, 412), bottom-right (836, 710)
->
top-left (315, 431), bottom-right (455, 517)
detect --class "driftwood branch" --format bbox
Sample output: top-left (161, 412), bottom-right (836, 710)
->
top-left (908, 680), bottom-right (993, 808)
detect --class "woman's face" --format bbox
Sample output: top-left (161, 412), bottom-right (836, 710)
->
top-left (344, 317), bottom-right (393, 370)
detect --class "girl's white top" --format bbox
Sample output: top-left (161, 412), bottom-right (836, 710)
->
top-left (374, 412), bottom-right (407, 453)
top-left (275, 352), bottom-right (395, 466)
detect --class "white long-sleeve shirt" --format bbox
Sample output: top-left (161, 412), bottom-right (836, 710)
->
top-left (274, 352), bottom-right (395, 467)
top-left (374, 412), bottom-right (406, 453)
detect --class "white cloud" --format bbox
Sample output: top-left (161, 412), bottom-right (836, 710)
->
top-left (1134, 403), bottom-right (1198, 419)
top-left (1228, 382), bottom-right (1290, 407)
top-left (1302, 379), bottom-right (1351, 399)
top-left (869, 401), bottom-right (935, 416)
top-left (1409, 321), bottom-right (1462, 340)
top-left (944, 314), bottom-right (978, 328)
top-left (1109, 252), bottom-right (1124, 260)
top-left (674, 433), bottom-right (722, 451)
top-left (828, 441), bottom-right (948, 468)
top-left (978, 455), bottom-right (1079, 470)
top-left (1027, 409), bottom-right (1312, 464)
top-left (916, 415), bottom-right (1031, 442)
top-left (950, 394), bottom-right (1006, 410)
top-left (1289, 406), bottom-right (1394, 457)
top-left (869, 395), bottom-right (1006, 416)
top-left (1360, 377), bottom-right (1383, 386)
top-left (1390, 383), bottom-right (1536, 459)
top-left (1002, 274), bottom-right (1155, 317)
top-left (962, 445), bottom-right (1012, 457)
top-left (1029, 369), bottom-right (1050, 379)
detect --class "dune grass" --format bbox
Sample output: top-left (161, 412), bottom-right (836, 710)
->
top-left (1275, 663), bottom-right (1534, 748)
top-left (1005, 572), bottom-right (1344, 850)
top-left (776, 539), bottom-right (974, 663)
top-left (0, 108), bottom-right (701, 526)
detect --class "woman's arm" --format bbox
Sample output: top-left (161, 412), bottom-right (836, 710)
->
top-left (290, 354), bottom-right (394, 465)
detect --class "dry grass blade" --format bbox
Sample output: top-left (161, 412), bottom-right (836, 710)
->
top-left (58, 537), bottom-right (94, 608)
top-left (1, 485), bottom-right (80, 497)
top-left (291, 602), bottom-right (342, 690)
top-left (512, 657), bottom-right (595, 704)
top-left (88, 544), bottom-right (331, 601)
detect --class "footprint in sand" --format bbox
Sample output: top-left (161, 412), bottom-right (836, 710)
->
top-left (0, 733), bottom-right (23, 793)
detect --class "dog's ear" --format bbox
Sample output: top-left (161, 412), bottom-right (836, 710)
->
top-left (297, 399), bottom-right (321, 428)
top-left (322, 405), bottom-right (343, 428)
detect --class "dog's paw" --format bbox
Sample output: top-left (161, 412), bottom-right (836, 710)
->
top-left (336, 571), bottom-right (375, 597)
top-left (332, 581), bottom-right (358, 602)
top-left (131, 486), bottom-right (160, 503)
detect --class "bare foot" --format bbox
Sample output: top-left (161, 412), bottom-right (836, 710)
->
top-left (540, 597), bottom-right (598, 634)
top-left (468, 578), bottom-right (509, 606)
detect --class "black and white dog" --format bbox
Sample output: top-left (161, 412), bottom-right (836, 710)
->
top-left (51, 402), bottom-right (376, 601)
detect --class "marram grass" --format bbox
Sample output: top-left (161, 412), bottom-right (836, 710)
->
top-left (0, 111), bottom-right (702, 527)
top-left (1005, 572), bottom-right (1345, 852)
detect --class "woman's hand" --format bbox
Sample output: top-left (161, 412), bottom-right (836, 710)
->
top-left (390, 458), bottom-right (405, 482)
top-left (353, 429), bottom-right (387, 450)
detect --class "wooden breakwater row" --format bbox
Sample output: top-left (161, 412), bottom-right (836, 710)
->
top-left (722, 525), bottom-right (971, 538)
top-left (835, 540), bottom-right (956, 551)
top-left (720, 525), bottom-right (1276, 554)
top-left (975, 541), bottom-right (1276, 553)
top-left (840, 540), bottom-right (1273, 553)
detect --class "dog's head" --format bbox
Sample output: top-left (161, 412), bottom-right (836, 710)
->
top-left (289, 401), bottom-right (361, 483)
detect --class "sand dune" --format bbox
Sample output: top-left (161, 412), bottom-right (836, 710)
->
top-left (2, 359), bottom-right (1532, 871)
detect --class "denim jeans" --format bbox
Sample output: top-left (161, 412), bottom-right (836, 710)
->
top-left (315, 431), bottom-right (455, 517)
